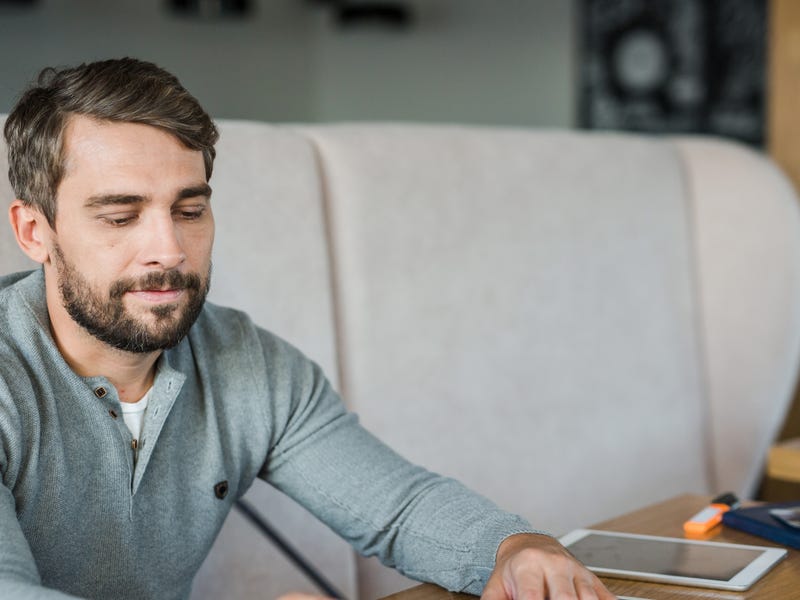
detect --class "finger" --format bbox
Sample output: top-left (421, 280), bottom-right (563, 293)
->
top-left (573, 574), bottom-right (601, 600)
top-left (593, 578), bottom-right (618, 600)
top-left (582, 569), bottom-right (616, 600)
top-left (505, 564), bottom-right (547, 600)
top-left (480, 573), bottom-right (511, 600)
top-left (542, 571), bottom-right (579, 600)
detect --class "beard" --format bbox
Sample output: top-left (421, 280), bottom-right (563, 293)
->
top-left (52, 244), bottom-right (210, 354)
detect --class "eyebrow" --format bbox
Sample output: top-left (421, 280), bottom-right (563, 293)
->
top-left (83, 184), bottom-right (212, 209)
top-left (177, 183), bottom-right (213, 201)
top-left (84, 194), bottom-right (145, 209)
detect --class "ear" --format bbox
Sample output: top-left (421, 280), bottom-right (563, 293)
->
top-left (8, 200), bottom-right (52, 264)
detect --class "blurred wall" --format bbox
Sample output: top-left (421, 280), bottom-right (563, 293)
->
top-left (0, 0), bottom-right (317, 121)
top-left (314, 1), bottom-right (577, 126)
top-left (0, 0), bottom-right (577, 127)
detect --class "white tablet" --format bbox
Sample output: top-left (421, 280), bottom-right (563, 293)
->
top-left (559, 529), bottom-right (787, 591)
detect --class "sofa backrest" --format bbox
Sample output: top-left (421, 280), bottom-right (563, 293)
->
top-left (298, 125), bottom-right (800, 596)
top-left (1, 119), bottom-right (799, 600)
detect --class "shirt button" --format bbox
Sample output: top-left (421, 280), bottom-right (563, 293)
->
top-left (214, 481), bottom-right (229, 499)
top-left (108, 409), bottom-right (119, 419)
top-left (94, 387), bottom-right (108, 398)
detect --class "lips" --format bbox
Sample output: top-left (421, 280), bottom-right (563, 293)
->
top-left (110, 271), bottom-right (203, 301)
top-left (127, 288), bottom-right (184, 303)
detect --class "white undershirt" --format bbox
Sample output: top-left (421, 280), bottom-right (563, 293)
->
top-left (121, 387), bottom-right (152, 442)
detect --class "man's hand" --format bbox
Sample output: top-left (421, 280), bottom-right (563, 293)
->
top-left (481, 533), bottom-right (616, 600)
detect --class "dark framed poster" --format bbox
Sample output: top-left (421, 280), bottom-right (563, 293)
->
top-left (579, 0), bottom-right (766, 145)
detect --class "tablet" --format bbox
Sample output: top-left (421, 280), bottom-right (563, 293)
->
top-left (559, 529), bottom-right (787, 591)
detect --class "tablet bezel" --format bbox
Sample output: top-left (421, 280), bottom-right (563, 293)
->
top-left (559, 528), bottom-right (787, 591)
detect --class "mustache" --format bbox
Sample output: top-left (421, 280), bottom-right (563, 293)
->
top-left (109, 271), bottom-right (204, 299)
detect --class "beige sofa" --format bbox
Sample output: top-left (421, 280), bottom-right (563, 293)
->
top-left (2, 120), bottom-right (800, 600)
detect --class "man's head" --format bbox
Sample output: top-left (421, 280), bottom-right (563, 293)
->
top-left (5, 57), bottom-right (218, 229)
top-left (6, 58), bottom-right (219, 355)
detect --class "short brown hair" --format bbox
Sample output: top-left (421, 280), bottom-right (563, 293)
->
top-left (4, 57), bottom-right (219, 227)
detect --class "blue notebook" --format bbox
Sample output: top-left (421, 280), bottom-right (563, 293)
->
top-left (722, 502), bottom-right (800, 550)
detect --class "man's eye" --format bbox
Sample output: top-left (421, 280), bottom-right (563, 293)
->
top-left (101, 215), bottom-right (137, 227)
top-left (176, 208), bottom-right (205, 221)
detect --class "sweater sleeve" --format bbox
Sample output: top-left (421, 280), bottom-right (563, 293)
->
top-left (0, 475), bottom-right (83, 599)
top-left (258, 334), bottom-right (538, 595)
top-left (0, 363), bottom-right (83, 600)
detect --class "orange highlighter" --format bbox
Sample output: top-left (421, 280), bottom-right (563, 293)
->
top-left (683, 492), bottom-right (740, 535)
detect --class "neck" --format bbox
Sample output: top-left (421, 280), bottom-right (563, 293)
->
top-left (57, 332), bottom-right (159, 403)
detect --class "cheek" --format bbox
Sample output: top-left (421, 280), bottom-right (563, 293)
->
top-left (184, 228), bottom-right (214, 266)
top-left (102, 232), bottom-right (158, 270)
top-left (79, 246), bottom-right (136, 288)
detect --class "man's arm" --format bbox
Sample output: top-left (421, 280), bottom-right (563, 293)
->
top-left (0, 373), bottom-right (80, 599)
top-left (0, 482), bottom-right (84, 599)
top-left (258, 334), bottom-right (614, 598)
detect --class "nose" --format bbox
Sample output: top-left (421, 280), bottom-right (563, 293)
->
top-left (139, 213), bottom-right (186, 270)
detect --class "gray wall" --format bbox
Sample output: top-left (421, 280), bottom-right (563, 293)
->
top-left (0, 0), bottom-right (317, 121)
top-left (0, 0), bottom-right (577, 127)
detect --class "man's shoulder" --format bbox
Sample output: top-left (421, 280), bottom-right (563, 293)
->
top-left (0, 266), bottom-right (48, 331)
top-left (0, 269), bottom-right (44, 313)
top-left (190, 300), bottom-right (256, 339)
top-left (0, 269), bottom-right (39, 302)
top-left (0, 273), bottom-right (44, 430)
top-left (0, 270), bottom-right (46, 345)
top-left (184, 301), bottom-right (311, 371)
top-left (191, 301), bottom-right (289, 346)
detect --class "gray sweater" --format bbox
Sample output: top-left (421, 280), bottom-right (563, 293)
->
top-left (0, 270), bottom-right (534, 599)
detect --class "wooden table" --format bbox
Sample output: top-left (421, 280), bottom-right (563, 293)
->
top-left (381, 494), bottom-right (800, 600)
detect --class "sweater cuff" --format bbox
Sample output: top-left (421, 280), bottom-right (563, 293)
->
top-left (461, 515), bottom-right (551, 596)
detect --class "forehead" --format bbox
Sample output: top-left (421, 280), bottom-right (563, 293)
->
top-left (59, 115), bottom-right (205, 190)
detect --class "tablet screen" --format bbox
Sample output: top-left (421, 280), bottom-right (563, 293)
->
top-left (567, 532), bottom-right (763, 580)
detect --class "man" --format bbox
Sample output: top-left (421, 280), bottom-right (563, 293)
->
top-left (0, 58), bottom-right (614, 600)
